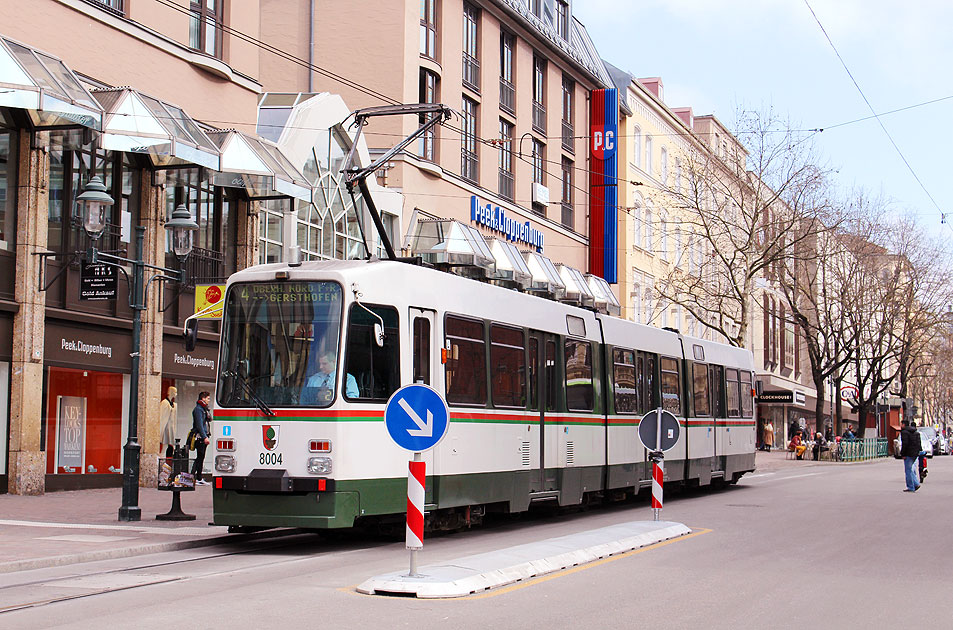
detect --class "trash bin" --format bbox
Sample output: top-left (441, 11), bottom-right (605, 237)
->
top-left (156, 439), bottom-right (196, 521)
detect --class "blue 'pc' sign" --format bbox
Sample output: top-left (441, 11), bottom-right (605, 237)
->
top-left (384, 384), bottom-right (450, 452)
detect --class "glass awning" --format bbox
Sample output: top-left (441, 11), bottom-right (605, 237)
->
top-left (208, 129), bottom-right (312, 201)
top-left (522, 250), bottom-right (566, 300)
top-left (556, 264), bottom-right (595, 308)
top-left (585, 273), bottom-right (622, 316)
top-left (412, 219), bottom-right (495, 275)
top-left (0, 35), bottom-right (102, 130)
top-left (93, 87), bottom-right (220, 170)
top-left (486, 237), bottom-right (531, 290)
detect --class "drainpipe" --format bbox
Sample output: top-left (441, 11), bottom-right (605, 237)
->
top-left (308, 0), bottom-right (315, 92)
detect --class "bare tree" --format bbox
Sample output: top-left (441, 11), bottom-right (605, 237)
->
top-left (653, 108), bottom-right (835, 347)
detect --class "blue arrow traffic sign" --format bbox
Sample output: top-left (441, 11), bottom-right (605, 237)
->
top-left (384, 384), bottom-right (450, 452)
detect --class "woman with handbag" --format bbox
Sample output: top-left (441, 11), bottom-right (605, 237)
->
top-left (190, 391), bottom-right (212, 485)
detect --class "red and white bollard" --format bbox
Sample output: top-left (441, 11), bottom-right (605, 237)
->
top-left (651, 458), bottom-right (664, 521)
top-left (406, 453), bottom-right (425, 576)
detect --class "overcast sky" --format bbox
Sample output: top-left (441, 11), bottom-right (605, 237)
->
top-left (574, 0), bottom-right (953, 234)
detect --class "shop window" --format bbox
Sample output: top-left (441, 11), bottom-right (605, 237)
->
top-left (445, 315), bottom-right (486, 405)
top-left (613, 348), bottom-right (637, 414)
top-left (565, 339), bottom-right (593, 411)
top-left (692, 363), bottom-right (710, 417)
top-left (45, 367), bottom-right (124, 476)
top-left (344, 304), bottom-right (400, 401)
top-left (490, 324), bottom-right (525, 408)
top-left (660, 357), bottom-right (680, 415)
top-left (0, 129), bottom-right (16, 253)
top-left (259, 198), bottom-right (286, 264)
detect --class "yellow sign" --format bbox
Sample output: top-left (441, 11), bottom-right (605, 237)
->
top-left (194, 284), bottom-right (225, 319)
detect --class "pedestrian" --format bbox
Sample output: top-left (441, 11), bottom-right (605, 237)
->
top-left (899, 419), bottom-right (921, 492)
top-left (842, 424), bottom-right (856, 440)
top-left (191, 391), bottom-right (212, 485)
top-left (825, 425), bottom-right (833, 442)
top-left (159, 386), bottom-right (177, 458)
top-left (762, 421), bottom-right (774, 452)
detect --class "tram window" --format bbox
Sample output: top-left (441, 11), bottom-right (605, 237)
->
top-left (565, 339), bottom-right (593, 411)
top-left (491, 324), bottom-right (525, 408)
top-left (726, 368), bottom-right (741, 417)
top-left (639, 352), bottom-right (658, 414)
top-left (528, 338), bottom-right (539, 411)
top-left (660, 357), bottom-right (681, 415)
top-left (545, 340), bottom-right (557, 412)
top-left (343, 304), bottom-right (400, 401)
top-left (613, 348), bottom-right (637, 414)
top-left (740, 371), bottom-right (754, 417)
top-left (692, 363), bottom-right (710, 416)
top-left (445, 315), bottom-right (487, 405)
top-left (413, 317), bottom-right (431, 385)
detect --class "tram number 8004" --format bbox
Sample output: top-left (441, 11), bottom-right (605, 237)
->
top-left (259, 452), bottom-right (283, 465)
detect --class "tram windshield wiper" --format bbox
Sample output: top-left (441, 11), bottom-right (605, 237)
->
top-left (223, 370), bottom-right (275, 417)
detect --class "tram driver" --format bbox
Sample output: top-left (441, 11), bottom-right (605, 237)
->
top-left (302, 351), bottom-right (359, 403)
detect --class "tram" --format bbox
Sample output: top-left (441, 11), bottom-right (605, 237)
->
top-left (207, 257), bottom-right (756, 530)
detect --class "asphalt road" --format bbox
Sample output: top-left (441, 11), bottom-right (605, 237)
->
top-left (1, 454), bottom-right (949, 630)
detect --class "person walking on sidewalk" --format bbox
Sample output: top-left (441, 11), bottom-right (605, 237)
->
top-left (191, 391), bottom-right (212, 485)
top-left (762, 421), bottom-right (774, 452)
top-left (899, 419), bottom-right (921, 492)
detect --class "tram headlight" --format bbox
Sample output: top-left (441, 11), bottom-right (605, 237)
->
top-left (307, 457), bottom-right (332, 475)
top-left (215, 455), bottom-right (236, 473)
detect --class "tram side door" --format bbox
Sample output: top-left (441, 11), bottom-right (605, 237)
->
top-left (529, 331), bottom-right (559, 492)
top-left (410, 307), bottom-right (437, 503)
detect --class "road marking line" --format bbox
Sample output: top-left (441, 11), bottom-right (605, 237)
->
top-left (749, 472), bottom-right (822, 483)
top-left (746, 473), bottom-right (777, 478)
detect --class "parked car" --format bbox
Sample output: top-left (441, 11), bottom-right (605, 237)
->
top-left (917, 426), bottom-right (939, 457)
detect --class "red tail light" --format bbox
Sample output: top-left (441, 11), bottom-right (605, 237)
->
top-left (309, 440), bottom-right (331, 453)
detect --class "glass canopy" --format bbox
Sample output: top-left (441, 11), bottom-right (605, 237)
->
top-left (93, 87), bottom-right (220, 170)
top-left (556, 264), bottom-right (595, 308)
top-left (0, 35), bottom-right (102, 130)
top-left (522, 250), bottom-right (566, 300)
top-left (208, 129), bottom-right (312, 201)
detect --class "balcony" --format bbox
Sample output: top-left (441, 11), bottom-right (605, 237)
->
top-left (462, 53), bottom-right (480, 92)
top-left (179, 246), bottom-right (224, 287)
top-left (562, 120), bottom-right (574, 153)
top-left (461, 148), bottom-right (479, 183)
top-left (499, 169), bottom-right (515, 201)
top-left (532, 102), bottom-right (546, 134)
top-left (499, 78), bottom-right (515, 115)
top-left (561, 202), bottom-right (573, 229)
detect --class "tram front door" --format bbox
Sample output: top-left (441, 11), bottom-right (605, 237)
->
top-left (529, 331), bottom-right (559, 493)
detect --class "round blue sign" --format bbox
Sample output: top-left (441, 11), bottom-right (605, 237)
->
top-left (384, 384), bottom-right (450, 452)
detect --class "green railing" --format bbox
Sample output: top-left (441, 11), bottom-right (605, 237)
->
top-left (832, 438), bottom-right (889, 462)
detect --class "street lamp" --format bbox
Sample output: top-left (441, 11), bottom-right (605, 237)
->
top-left (78, 182), bottom-right (199, 521)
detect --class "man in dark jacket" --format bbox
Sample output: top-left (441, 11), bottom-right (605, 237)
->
top-left (899, 420), bottom-right (921, 492)
top-left (191, 391), bottom-right (212, 485)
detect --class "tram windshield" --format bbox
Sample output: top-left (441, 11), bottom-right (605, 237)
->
top-left (218, 281), bottom-right (344, 408)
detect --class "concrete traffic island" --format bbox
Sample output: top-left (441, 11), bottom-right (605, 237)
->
top-left (357, 520), bottom-right (691, 598)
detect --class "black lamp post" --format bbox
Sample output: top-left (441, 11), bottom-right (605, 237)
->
top-left (75, 180), bottom-right (198, 522)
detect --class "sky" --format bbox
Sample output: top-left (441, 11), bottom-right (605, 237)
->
top-left (573, 0), bottom-right (953, 235)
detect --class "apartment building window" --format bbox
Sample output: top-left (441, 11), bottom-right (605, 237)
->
top-left (561, 75), bottom-right (574, 153)
top-left (643, 206), bottom-right (653, 251)
top-left (532, 56), bottom-right (546, 134)
top-left (498, 119), bottom-right (514, 201)
top-left (420, 0), bottom-right (438, 59)
top-left (531, 138), bottom-right (545, 215)
top-left (418, 69), bottom-right (439, 160)
top-left (530, 0), bottom-right (540, 18)
top-left (499, 31), bottom-right (515, 114)
top-left (87, 0), bottom-right (123, 14)
top-left (189, 0), bottom-right (221, 58)
top-left (659, 211), bottom-right (668, 260)
top-left (461, 96), bottom-right (479, 183)
top-left (644, 135), bottom-right (653, 176)
top-left (631, 200), bottom-right (642, 249)
top-left (632, 126), bottom-right (641, 167)
top-left (660, 147), bottom-right (669, 184)
top-left (556, 1), bottom-right (569, 39)
top-left (560, 157), bottom-right (573, 228)
top-left (462, 3), bottom-right (480, 91)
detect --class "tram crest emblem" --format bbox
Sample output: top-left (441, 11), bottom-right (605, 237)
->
top-left (262, 425), bottom-right (280, 451)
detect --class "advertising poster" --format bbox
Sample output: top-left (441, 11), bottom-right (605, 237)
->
top-left (56, 395), bottom-right (87, 473)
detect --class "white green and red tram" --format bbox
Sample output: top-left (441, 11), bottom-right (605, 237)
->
top-left (209, 258), bottom-right (756, 530)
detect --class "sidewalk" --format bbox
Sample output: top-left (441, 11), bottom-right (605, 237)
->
top-left (0, 484), bottom-right (243, 574)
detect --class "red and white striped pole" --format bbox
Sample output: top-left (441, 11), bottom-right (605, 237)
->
top-left (406, 453), bottom-right (425, 576)
top-left (651, 458), bottom-right (663, 521)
